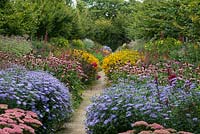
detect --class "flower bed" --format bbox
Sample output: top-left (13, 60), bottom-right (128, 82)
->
top-left (107, 60), bottom-right (200, 85)
top-left (86, 76), bottom-right (199, 134)
top-left (102, 50), bottom-right (143, 78)
top-left (119, 121), bottom-right (193, 134)
top-left (71, 49), bottom-right (100, 83)
top-left (1, 52), bottom-right (86, 108)
top-left (0, 66), bottom-right (72, 133)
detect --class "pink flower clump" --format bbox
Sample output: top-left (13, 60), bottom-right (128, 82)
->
top-left (0, 104), bottom-right (42, 134)
top-left (119, 121), bottom-right (193, 134)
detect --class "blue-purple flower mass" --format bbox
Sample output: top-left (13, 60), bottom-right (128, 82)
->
top-left (0, 66), bottom-right (72, 133)
top-left (86, 76), bottom-right (200, 134)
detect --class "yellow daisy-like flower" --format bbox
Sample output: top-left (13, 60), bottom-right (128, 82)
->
top-left (102, 50), bottom-right (143, 74)
top-left (71, 49), bottom-right (100, 69)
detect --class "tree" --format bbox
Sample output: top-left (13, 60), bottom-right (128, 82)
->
top-left (0, 0), bottom-right (38, 36)
top-left (33, 0), bottom-right (74, 40)
top-left (127, 0), bottom-right (200, 42)
top-left (82, 0), bottom-right (138, 50)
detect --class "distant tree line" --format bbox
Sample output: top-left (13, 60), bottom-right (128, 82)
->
top-left (0, 0), bottom-right (200, 50)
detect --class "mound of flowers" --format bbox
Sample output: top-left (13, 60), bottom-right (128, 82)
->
top-left (119, 121), bottom-right (193, 134)
top-left (71, 49), bottom-right (100, 83)
top-left (2, 52), bottom-right (86, 108)
top-left (102, 50), bottom-right (143, 78)
top-left (86, 76), bottom-right (199, 134)
top-left (0, 66), bottom-right (72, 133)
top-left (0, 104), bottom-right (42, 134)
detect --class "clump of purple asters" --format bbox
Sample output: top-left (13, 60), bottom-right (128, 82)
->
top-left (0, 66), bottom-right (72, 133)
top-left (86, 76), bottom-right (200, 134)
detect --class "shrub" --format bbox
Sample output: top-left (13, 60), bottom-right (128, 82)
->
top-left (0, 104), bottom-right (42, 134)
top-left (86, 77), bottom-right (199, 134)
top-left (20, 53), bottom-right (86, 108)
top-left (0, 66), bottom-right (72, 133)
top-left (71, 49), bottom-right (100, 83)
top-left (144, 38), bottom-right (181, 62)
top-left (71, 39), bottom-right (85, 50)
top-left (0, 36), bottom-right (32, 57)
top-left (45, 54), bottom-right (86, 108)
top-left (102, 50), bottom-right (143, 77)
top-left (169, 42), bottom-right (200, 65)
top-left (1, 52), bottom-right (86, 109)
top-left (83, 39), bottom-right (95, 52)
top-left (31, 41), bottom-right (51, 57)
top-left (50, 37), bottom-right (69, 48)
top-left (144, 38), bottom-right (200, 65)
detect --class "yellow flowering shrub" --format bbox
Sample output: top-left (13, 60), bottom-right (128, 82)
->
top-left (72, 49), bottom-right (99, 68)
top-left (71, 49), bottom-right (100, 83)
top-left (102, 50), bottom-right (143, 75)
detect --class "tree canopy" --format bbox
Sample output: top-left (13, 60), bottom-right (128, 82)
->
top-left (1, 0), bottom-right (200, 49)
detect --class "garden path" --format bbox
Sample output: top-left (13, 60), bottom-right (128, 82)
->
top-left (56, 71), bottom-right (107, 134)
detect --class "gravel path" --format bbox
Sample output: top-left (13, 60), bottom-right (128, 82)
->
top-left (56, 71), bottom-right (106, 134)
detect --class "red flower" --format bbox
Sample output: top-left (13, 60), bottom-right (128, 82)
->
top-left (91, 62), bottom-right (97, 68)
top-left (97, 75), bottom-right (101, 80)
top-left (167, 68), bottom-right (176, 85)
top-left (168, 74), bottom-right (176, 81)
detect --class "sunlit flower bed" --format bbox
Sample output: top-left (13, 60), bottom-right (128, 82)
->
top-left (102, 50), bottom-right (143, 76)
top-left (86, 76), bottom-right (199, 134)
top-left (0, 66), bottom-right (72, 133)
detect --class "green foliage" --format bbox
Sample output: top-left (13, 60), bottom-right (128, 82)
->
top-left (0, 0), bottom-right (38, 36)
top-left (128, 0), bottom-right (200, 42)
top-left (82, 0), bottom-right (137, 50)
top-left (145, 38), bottom-right (182, 61)
top-left (0, 0), bottom-right (87, 41)
top-left (71, 39), bottom-right (85, 49)
top-left (34, 0), bottom-right (74, 39)
top-left (0, 36), bottom-right (32, 57)
top-left (169, 42), bottom-right (200, 65)
top-left (83, 38), bottom-right (96, 51)
top-left (83, 0), bottom-right (125, 19)
top-left (144, 37), bottom-right (200, 65)
top-left (31, 40), bottom-right (51, 57)
top-left (92, 52), bottom-right (104, 64)
top-left (50, 37), bottom-right (69, 48)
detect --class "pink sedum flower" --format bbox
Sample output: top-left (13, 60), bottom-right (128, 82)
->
top-left (154, 129), bottom-right (170, 134)
top-left (148, 123), bottom-right (164, 130)
top-left (0, 105), bottom-right (42, 134)
top-left (138, 130), bottom-right (152, 134)
top-left (132, 121), bottom-right (149, 127)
